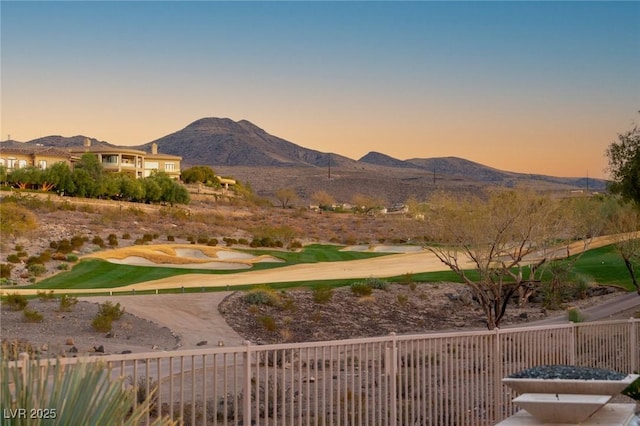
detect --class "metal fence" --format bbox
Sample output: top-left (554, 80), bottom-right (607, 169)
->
top-left (7, 319), bottom-right (639, 425)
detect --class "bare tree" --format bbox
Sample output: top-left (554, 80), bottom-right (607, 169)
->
top-left (274, 188), bottom-right (298, 209)
top-left (312, 190), bottom-right (336, 210)
top-left (425, 189), bottom-right (574, 329)
top-left (607, 201), bottom-right (640, 294)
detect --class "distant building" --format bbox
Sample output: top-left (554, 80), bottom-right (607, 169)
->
top-left (0, 146), bottom-right (74, 171)
top-left (0, 139), bottom-right (182, 179)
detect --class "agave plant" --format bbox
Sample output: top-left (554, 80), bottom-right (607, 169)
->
top-left (1, 353), bottom-right (175, 426)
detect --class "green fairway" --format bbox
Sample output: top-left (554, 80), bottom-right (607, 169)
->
top-left (29, 245), bottom-right (390, 290)
top-left (25, 243), bottom-right (636, 293)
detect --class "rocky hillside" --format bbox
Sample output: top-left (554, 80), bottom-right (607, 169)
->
top-left (134, 118), bottom-right (356, 168)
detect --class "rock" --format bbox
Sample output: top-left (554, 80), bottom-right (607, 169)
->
top-left (121, 350), bottom-right (132, 354)
top-left (41, 343), bottom-right (48, 352)
top-left (217, 340), bottom-right (225, 347)
top-left (105, 332), bottom-right (115, 338)
top-left (151, 345), bottom-right (158, 350)
top-left (65, 338), bottom-right (74, 346)
top-left (196, 340), bottom-right (208, 346)
top-left (94, 345), bottom-right (104, 353)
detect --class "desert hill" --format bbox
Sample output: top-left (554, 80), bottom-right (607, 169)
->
top-left (0, 117), bottom-right (607, 203)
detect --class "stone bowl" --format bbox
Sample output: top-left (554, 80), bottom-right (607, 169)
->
top-left (512, 393), bottom-right (611, 424)
top-left (502, 374), bottom-right (639, 397)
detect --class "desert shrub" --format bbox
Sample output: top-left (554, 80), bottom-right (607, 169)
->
top-left (92, 235), bottom-right (105, 247)
top-left (167, 235), bottom-right (175, 242)
top-left (91, 314), bottom-right (113, 332)
top-left (312, 286), bottom-right (334, 304)
top-left (37, 290), bottom-right (55, 301)
top-left (66, 254), bottom-right (78, 262)
top-left (128, 375), bottom-right (159, 416)
top-left (238, 238), bottom-right (249, 246)
top-left (397, 294), bottom-right (408, 305)
top-left (207, 238), bottom-right (218, 246)
top-left (107, 234), bottom-right (118, 246)
top-left (59, 294), bottom-right (78, 312)
top-left (243, 286), bottom-right (280, 306)
top-left (122, 232), bottom-right (131, 240)
top-left (14, 244), bottom-right (23, 252)
top-left (27, 263), bottom-right (46, 277)
top-left (289, 240), bottom-right (303, 250)
top-left (142, 234), bottom-right (153, 242)
top-left (572, 275), bottom-right (591, 300)
top-left (26, 256), bottom-right (41, 266)
top-left (3, 293), bottom-right (28, 311)
top-left (97, 301), bottom-right (125, 320)
top-left (0, 263), bottom-right (14, 279)
top-left (134, 238), bottom-right (144, 245)
top-left (152, 233), bottom-right (159, 239)
top-left (38, 251), bottom-right (52, 263)
top-left (186, 235), bottom-right (195, 243)
top-left (623, 373), bottom-right (640, 401)
top-left (350, 282), bottom-right (373, 297)
top-left (258, 315), bottom-right (277, 332)
top-left (57, 263), bottom-right (69, 271)
top-left (197, 236), bottom-right (208, 244)
top-left (49, 241), bottom-right (58, 249)
top-left (70, 235), bottom-right (85, 249)
top-left (408, 282), bottom-right (417, 292)
top-left (16, 250), bottom-right (28, 258)
top-left (6, 254), bottom-right (20, 263)
top-left (365, 277), bottom-right (389, 290)
top-left (567, 307), bottom-right (584, 323)
top-left (57, 239), bottom-right (73, 254)
top-left (23, 308), bottom-right (43, 323)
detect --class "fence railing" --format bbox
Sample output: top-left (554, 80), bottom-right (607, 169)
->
top-left (6, 318), bottom-right (639, 425)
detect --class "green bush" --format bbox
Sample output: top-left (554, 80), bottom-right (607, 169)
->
top-left (258, 315), bottom-right (278, 332)
top-left (365, 277), bottom-right (389, 290)
top-left (37, 290), bottom-right (55, 301)
top-left (6, 254), bottom-right (20, 263)
top-left (23, 308), bottom-right (43, 323)
top-left (350, 282), bottom-right (373, 297)
top-left (38, 251), bottom-right (52, 263)
top-left (122, 232), bottom-right (131, 240)
top-left (97, 301), bottom-right (125, 320)
top-left (312, 286), bottom-right (334, 304)
top-left (27, 263), bottom-right (46, 277)
top-left (196, 236), bottom-right (208, 244)
top-left (3, 293), bottom-right (28, 311)
top-left (58, 263), bottom-right (69, 270)
top-left (66, 254), bottom-right (78, 262)
top-left (622, 373), bottom-right (640, 401)
top-left (92, 314), bottom-right (113, 332)
top-left (238, 238), bottom-right (249, 246)
top-left (142, 234), bottom-right (153, 242)
top-left (0, 263), bottom-right (14, 279)
top-left (207, 238), bottom-right (218, 246)
top-left (59, 294), bottom-right (78, 312)
top-left (567, 307), bottom-right (585, 323)
top-left (57, 239), bottom-right (73, 254)
top-left (167, 235), bottom-right (175, 241)
top-left (243, 286), bottom-right (280, 306)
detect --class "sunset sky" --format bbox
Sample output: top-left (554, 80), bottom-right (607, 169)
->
top-left (2, 1), bottom-right (639, 178)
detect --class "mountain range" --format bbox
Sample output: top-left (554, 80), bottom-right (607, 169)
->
top-left (1, 117), bottom-right (607, 202)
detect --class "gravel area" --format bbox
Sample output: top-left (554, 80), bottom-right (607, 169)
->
top-left (509, 365), bottom-right (628, 380)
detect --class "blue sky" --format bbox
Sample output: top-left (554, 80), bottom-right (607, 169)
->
top-left (2, 1), bottom-right (639, 178)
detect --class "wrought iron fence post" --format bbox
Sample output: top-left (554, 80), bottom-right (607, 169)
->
top-left (630, 318), bottom-right (638, 373)
top-left (570, 322), bottom-right (577, 365)
top-left (389, 332), bottom-right (398, 426)
top-left (243, 340), bottom-right (253, 424)
top-left (493, 328), bottom-right (502, 423)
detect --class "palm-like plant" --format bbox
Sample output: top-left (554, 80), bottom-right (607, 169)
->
top-left (1, 353), bottom-right (175, 426)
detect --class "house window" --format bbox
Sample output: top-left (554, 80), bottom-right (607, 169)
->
top-left (18, 160), bottom-right (27, 168)
top-left (38, 160), bottom-right (47, 169)
top-left (0, 158), bottom-right (5, 167)
top-left (164, 162), bottom-right (175, 172)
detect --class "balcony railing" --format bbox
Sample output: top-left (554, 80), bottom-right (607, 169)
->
top-left (6, 319), bottom-right (639, 425)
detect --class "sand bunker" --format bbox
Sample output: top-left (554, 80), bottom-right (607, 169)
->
top-left (86, 244), bottom-right (282, 270)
